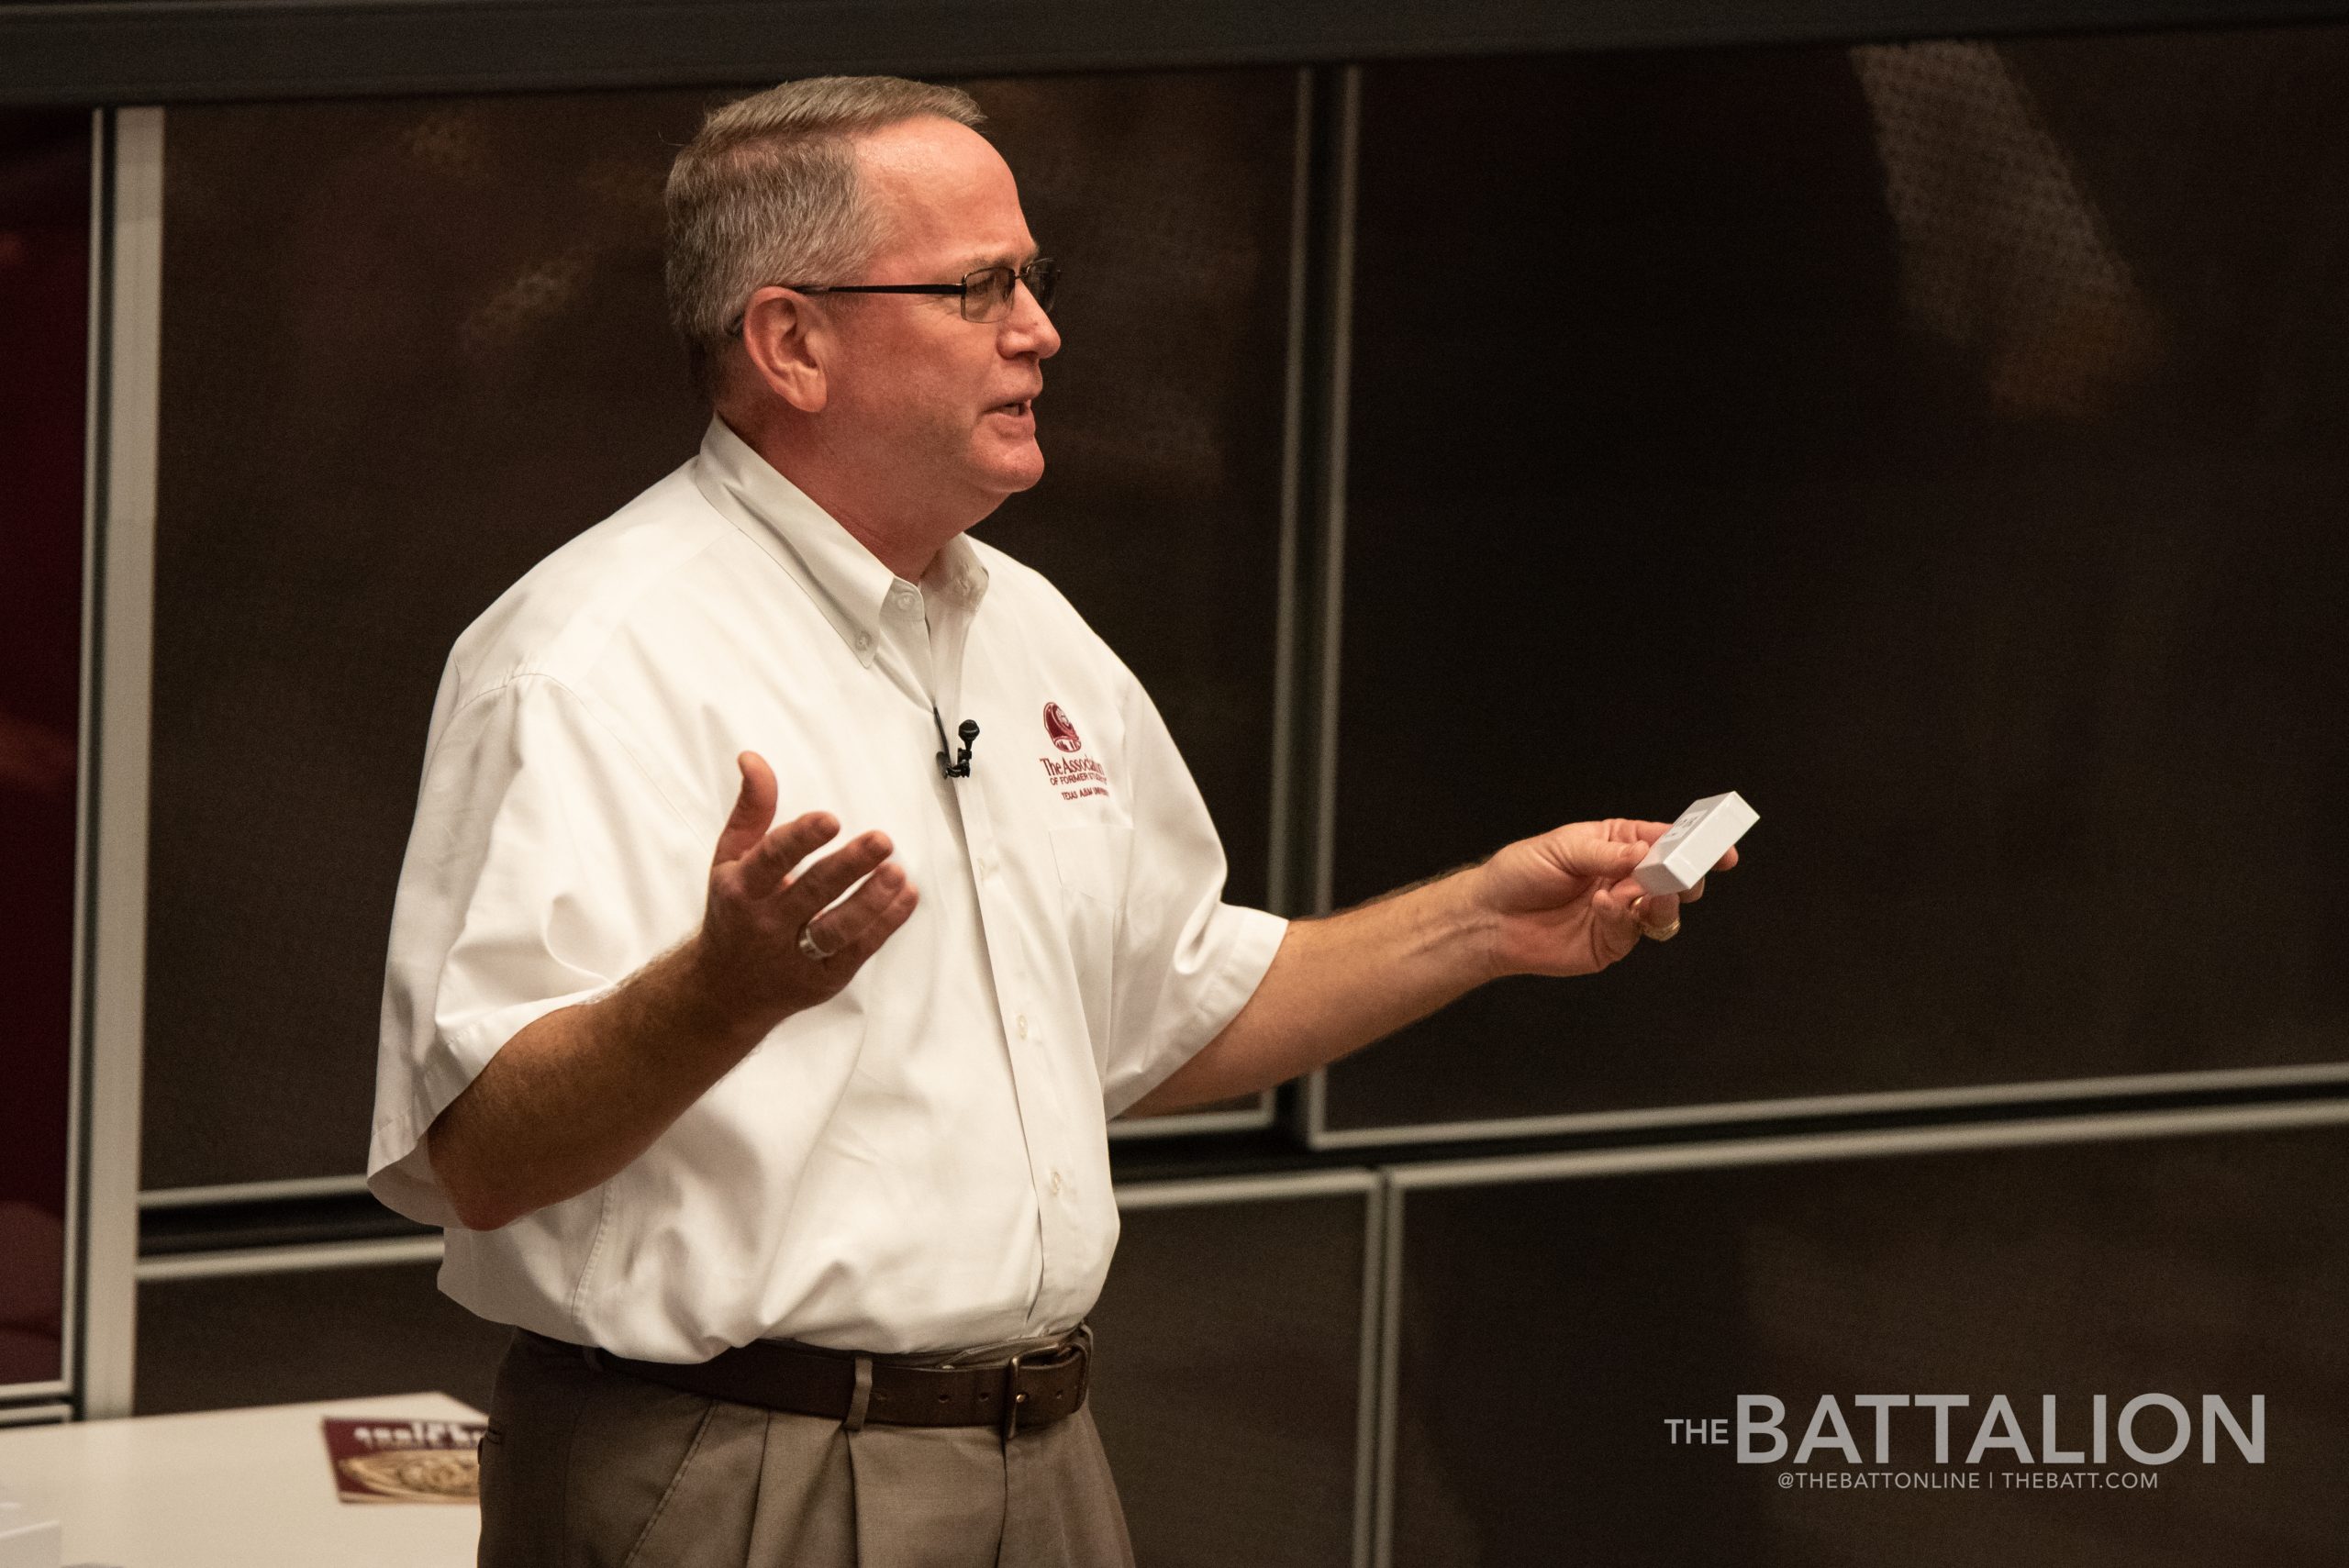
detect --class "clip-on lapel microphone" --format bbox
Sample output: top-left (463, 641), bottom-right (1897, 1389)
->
top-left (933, 706), bottom-right (980, 779)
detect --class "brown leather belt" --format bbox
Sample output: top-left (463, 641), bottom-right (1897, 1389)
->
top-left (534, 1325), bottom-right (1093, 1440)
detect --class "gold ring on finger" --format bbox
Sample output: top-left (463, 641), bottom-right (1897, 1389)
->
top-left (1641, 917), bottom-right (1682, 942)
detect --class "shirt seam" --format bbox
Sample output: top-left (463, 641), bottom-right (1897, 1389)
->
top-left (444, 671), bottom-right (698, 838)
top-left (416, 479), bottom-right (739, 797)
top-left (566, 1180), bottom-right (618, 1345)
top-left (1111, 673), bottom-right (1147, 1036)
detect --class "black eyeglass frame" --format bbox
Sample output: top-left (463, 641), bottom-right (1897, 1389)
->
top-left (727, 257), bottom-right (1058, 334)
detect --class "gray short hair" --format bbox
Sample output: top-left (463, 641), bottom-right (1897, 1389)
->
top-left (664, 75), bottom-right (985, 399)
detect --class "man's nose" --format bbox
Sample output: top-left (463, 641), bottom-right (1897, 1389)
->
top-left (1003, 281), bottom-right (1061, 360)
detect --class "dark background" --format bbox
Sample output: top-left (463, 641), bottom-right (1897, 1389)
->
top-left (1391, 1126), bottom-right (2349, 1565)
top-left (1326, 30), bottom-right (2349, 1133)
top-left (0, 108), bottom-right (89, 1391)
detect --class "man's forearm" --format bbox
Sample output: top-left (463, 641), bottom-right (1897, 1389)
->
top-left (1126, 816), bottom-right (1722, 1118)
top-left (423, 779), bottom-right (918, 1232)
top-left (1125, 870), bottom-right (1498, 1118)
top-left (425, 936), bottom-right (775, 1231)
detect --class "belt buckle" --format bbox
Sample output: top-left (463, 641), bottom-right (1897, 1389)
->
top-left (1002, 1326), bottom-right (1090, 1442)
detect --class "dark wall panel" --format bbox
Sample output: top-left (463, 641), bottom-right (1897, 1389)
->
top-left (1328, 27), bottom-right (2349, 1134)
top-left (1390, 1124), bottom-right (2349, 1566)
top-left (135, 1259), bottom-right (511, 1416)
top-left (145, 71), bottom-right (1293, 1189)
top-left (0, 109), bottom-right (89, 1392)
top-left (1088, 1190), bottom-right (1367, 1568)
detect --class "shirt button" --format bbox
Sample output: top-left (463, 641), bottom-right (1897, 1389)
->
top-left (1015, 1014), bottom-right (1029, 1039)
top-left (854, 631), bottom-right (873, 651)
top-left (892, 589), bottom-right (918, 614)
top-left (1049, 1172), bottom-right (1063, 1195)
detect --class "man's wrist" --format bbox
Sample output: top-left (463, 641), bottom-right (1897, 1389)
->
top-left (667, 929), bottom-right (792, 1057)
top-left (1433, 863), bottom-right (1510, 986)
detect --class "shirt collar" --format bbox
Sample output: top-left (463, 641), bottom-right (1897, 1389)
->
top-left (692, 417), bottom-right (988, 665)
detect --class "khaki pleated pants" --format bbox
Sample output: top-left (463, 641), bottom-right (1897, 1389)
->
top-left (477, 1329), bottom-right (1138, 1568)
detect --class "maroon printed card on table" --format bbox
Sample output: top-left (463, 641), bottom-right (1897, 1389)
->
top-left (322, 1417), bottom-right (486, 1504)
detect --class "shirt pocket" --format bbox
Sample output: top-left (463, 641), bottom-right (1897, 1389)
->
top-left (1049, 823), bottom-right (1134, 910)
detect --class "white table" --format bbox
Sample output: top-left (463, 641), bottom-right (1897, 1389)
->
top-left (0, 1392), bottom-right (483, 1568)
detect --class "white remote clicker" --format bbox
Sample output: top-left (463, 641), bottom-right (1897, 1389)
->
top-left (1632, 791), bottom-right (1757, 895)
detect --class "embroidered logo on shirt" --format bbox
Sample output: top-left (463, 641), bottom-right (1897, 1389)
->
top-left (1039, 702), bottom-right (1108, 799)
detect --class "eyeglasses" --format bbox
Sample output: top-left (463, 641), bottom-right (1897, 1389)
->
top-left (728, 257), bottom-right (1059, 334)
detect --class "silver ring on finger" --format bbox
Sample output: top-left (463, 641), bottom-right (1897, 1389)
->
top-left (796, 922), bottom-right (839, 962)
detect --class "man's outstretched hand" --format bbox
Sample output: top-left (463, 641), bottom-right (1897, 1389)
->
top-left (1471, 818), bottom-right (1737, 980)
top-left (428, 751), bottom-right (921, 1231)
top-left (697, 751), bottom-right (921, 1029)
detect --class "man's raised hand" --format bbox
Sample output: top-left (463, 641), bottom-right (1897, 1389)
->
top-left (698, 751), bottom-right (919, 1027)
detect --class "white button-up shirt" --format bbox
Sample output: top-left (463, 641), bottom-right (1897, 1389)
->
top-left (367, 418), bottom-right (1286, 1361)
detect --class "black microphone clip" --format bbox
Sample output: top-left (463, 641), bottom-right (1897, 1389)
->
top-left (933, 706), bottom-right (980, 779)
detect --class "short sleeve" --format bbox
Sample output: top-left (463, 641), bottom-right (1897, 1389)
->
top-left (367, 673), bottom-right (706, 1227)
top-left (1097, 673), bottom-right (1288, 1119)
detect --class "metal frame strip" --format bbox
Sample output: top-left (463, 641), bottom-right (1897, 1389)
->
top-left (1268, 62), bottom-right (1312, 923)
top-left (1108, 1098), bottom-right (1275, 1141)
top-left (1385, 1095), bottom-right (2349, 1192)
top-left (137, 1235), bottom-right (446, 1284)
top-left (1351, 1170), bottom-right (1389, 1568)
top-left (1308, 1060), bottom-right (2349, 1150)
top-left (139, 1174), bottom-right (374, 1210)
top-left (1290, 63), bottom-right (1360, 1140)
top-left (1368, 1174), bottom-right (1405, 1568)
top-left (0, 1403), bottom-right (75, 1429)
top-left (1310, 63), bottom-right (1358, 929)
top-left (1112, 1166), bottom-right (1376, 1210)
top-left (74, 104), bottom-right (164, 1423)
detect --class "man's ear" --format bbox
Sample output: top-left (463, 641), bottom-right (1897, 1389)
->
top-left (739, 287), bottom-right (829, 414)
